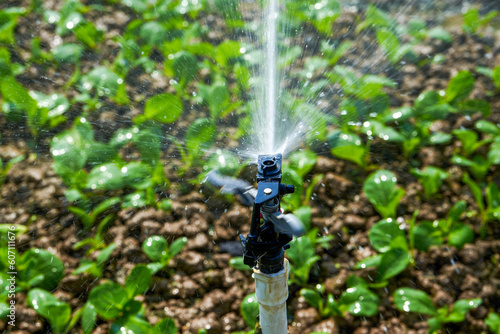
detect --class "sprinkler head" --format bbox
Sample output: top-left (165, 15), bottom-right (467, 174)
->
top-left (204, 153), bottom-right (305, 273)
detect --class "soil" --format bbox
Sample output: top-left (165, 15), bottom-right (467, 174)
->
top-left (1, 0), bottom-right (499, 333)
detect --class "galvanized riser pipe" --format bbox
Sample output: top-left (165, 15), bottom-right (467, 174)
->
top-left (253, 259), bottom-right (289, 334)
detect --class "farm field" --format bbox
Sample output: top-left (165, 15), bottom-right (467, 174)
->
top-left (0, 0), bottom-right (499, 333)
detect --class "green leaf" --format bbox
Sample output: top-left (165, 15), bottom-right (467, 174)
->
top-left (362, 120), bottom-right (405, 143)
top-left (338, 286), bottom-right (379, 317)
top-left (363, 170), bottom-right (405, 218)
top-left (215, 40), bottom-right (242, 67)
top-left (140, 21), bottom-right (167, 45)
top-left (1, 75), bottom-right (37, 116)
top-left (0, 302), bottom-right (9, 319)
top-left (427, 27), bottom-right (452, 42)
top-left (85, 142), bottom-right (117, 166)
top-left (27, 289), bottom-right (71, 334)
top-left (121, 162), bottom-right (152, 189)
top-left (19, 249), bottom-right (64, 291)
top-left (485, 312), bottom-right (500, 333)
top-left (52, 43), bottom-right (84, 63)
top-left (86, 163), bottom-right (124, 191)
top-left (168, 237), bottom-right (187, 259)
top-left (488, 140), bottom-right (500, 165)
top-left (154, 317), bottom-right (178, 334)
top-left (110, 315), bottom-right (154, 334)
top-left (288, 150), bottom-right (317, 178)
top-left (142, 236), bottom-right (167, 263)
top-left (493, 65), bottom-right (500, 89)
top-left (185, 118), bottom-right (216, 160)
top-left (411, 166), bottom-right (449, 198)
top-left (448, 223), bottom-right (474, 249)
top-left (144, 93), bottom-right (183, 124)
top-left (300, 288), bottom-right (322, 309)
top-left (445, 71), bottom-right (475, 103)
top-left (80, 66), bottom-right (124, 99)
top-left (241, 293), bottom-right (259, 328)
top-left (369, 219), bottom-right (405, 253)
top-left (393, 288), bottom-right (437, 316)
top-left (377, 247), bottom-right (410, 281)
top-left (81, 302), bottom-right (97, 334)
top-left (446, 299), bottom-right (482, 323)
top-left (173, 51), bottom-right (198, 84)
top-left (89, 282), bottom-right (129, 320)
top-left (413, 222), bottom-right (443, 251)
top-left (122, 191), bottom-right (148, 209)
top-left (354, 254), bottom-right (382, 270)
top-left (475, 120), bottom-right (500, 135)
top-left (74, 22), bottom-right (103, 49)
top-left (96, 243), bottom-right (117, 269)
top-left (229, 257), bottom-right (250, 271)
top-left (125, 265), bottom-right (152, 298)
top-left (328, 130), bottom-right (367, 167)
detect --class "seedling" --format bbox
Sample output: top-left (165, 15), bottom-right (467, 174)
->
top-left (376, 27), bottom-right (413, 64)
top-left (462, 8), bottom-right (498, 34)
top-left (355, 218), bottom-right (411, 284)
top-left (462, 173), bottom-right (500, 237)
top-left (393, 287), bottom-right (481, 334)
top-left (411, 166), bottom-right (449, 199)
top-left (17, 248), bottom-right (65, 291)
top-left (363, 170), bottom-right (405, 219)
top-left (286, 0), bottom-right (340, 36)
top-left (300, 275), bottom-right (379, 317)
top-left (73, 243), bottom-right (116, 278)
top-left (87, 264), bottom-right (177, 333)
top-left (412, 200), bottom-right (474, 250)
top-left (287, 229), bottom-right (332, 286)
top-left (240, 293), bottom-right (259, 333)
top-left (142, 235), bottom-right (187, 274)
top-left (328, 130), bottom-right (369, 169)
top-left (452, 129), bottom-right (492, 158)
top-left (27, 289), bottom-right (74, 334)
top-left (485, 312), bottom-right (500, 334)
top-left (0, 154), bottom-right (24, 191)
top-left (167, 118), bottom-right (217, 172)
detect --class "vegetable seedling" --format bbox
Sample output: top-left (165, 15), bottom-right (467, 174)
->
top-left (485, 312), bottom-right (500, 334)
top-left (393, 287), bottom-right (481, 334)
top-left (363, 170), bottom-right (405, 219)
top-left (411, 166), bottom-right (449, 199)
top-left (87, 264), bottom-right (176, 333)
top-left (287, 229), bottom-right (332, 286)
top-left (27, 289), bottom-right (74, 334)
top-left (412, 200), bottom-right (474, 250)
top-left (462, 8), bottom-right (498, 34)
top-left (462, 173), bottom-right (500, 237)
top-left (0, 155), bottom-right (24, 192)
top-left (300, 275), bottom-right (379, 318)
top-left (142, 235), bottom-right (187, 274)
top-left (355, 218), bottom-right (412, 284)
top-left (73, 243), bottom-right (116, 278)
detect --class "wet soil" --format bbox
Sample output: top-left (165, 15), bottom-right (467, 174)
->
top-left (1, 0), bottom-right (500, 333)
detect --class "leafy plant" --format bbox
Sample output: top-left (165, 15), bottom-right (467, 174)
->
top-left (0, 154), bottom-right (24, 191)
top-left (73, 243), bottom-right (116, 278)
top-left (142, 235), bottom-right (187, 274)
top-left (88, 264), bottom-right (176, 333)
top-left (462, 8), bottom-right (498, 34)
top-left (411, 166), bottom-right (449, 199)
top-left (328, 130), bottom-right (369, 169)
top-left (485, 312), bottom-right (500, 334)
top-left (355, 218), bottom-right (411, 284)
top-left (393, 287), bottom-right (481, 334)
top-left (376, 27), bottom-right (413, 64)
top-left (363, 170), bottom-right (405, 218)
top-left (27, 289), bottom-right (77, 334)
top-left (240, 293), bottom-right (259, 332)
top-left (452, 129), bottom-right (492, 158)
top-left (18, 248), bottom-right (65, 291)
top-left (462, 173), bottom-right (500, 237)
top-left (300, 275), bottom-right (379, 317)
top-left (412, 200), bottom-right (474, 250)
top-left (287, 229), bottom-right (332, 286)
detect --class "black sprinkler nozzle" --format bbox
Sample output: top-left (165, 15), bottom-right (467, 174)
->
top-left (204, 153), bottom-right (305, 274)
